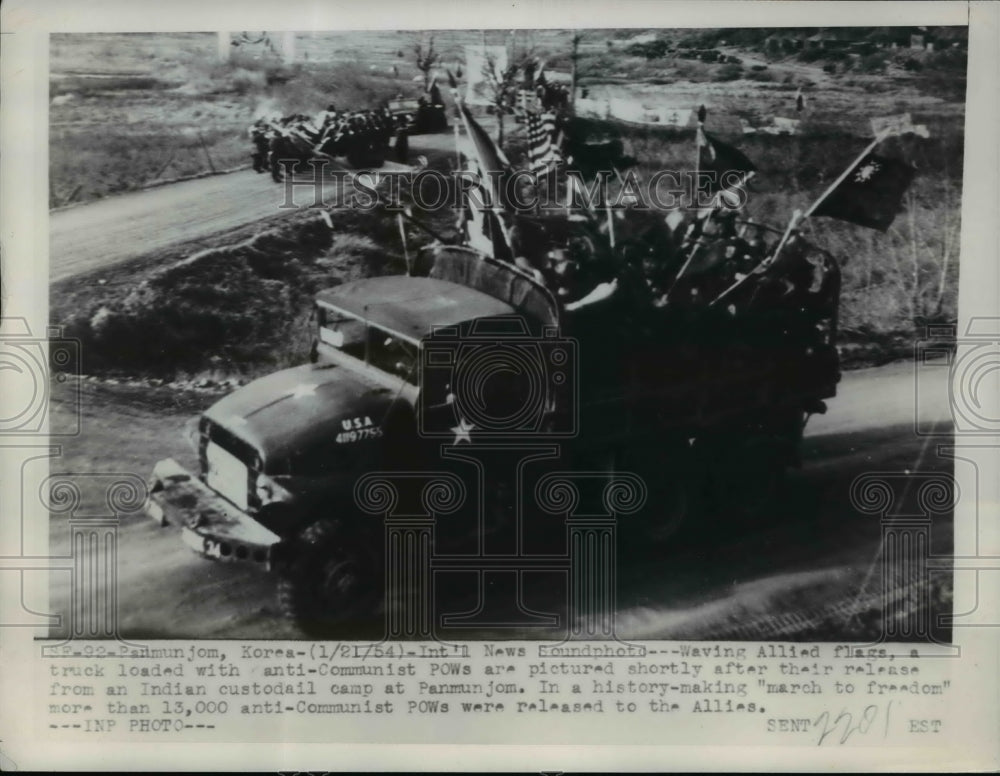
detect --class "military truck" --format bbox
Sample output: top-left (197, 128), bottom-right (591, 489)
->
top-left (147, 240), bottom-right (841, 632)
top-left (388, 97), bottom-right (448, 134)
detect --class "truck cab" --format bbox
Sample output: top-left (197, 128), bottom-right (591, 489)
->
top-left (147, 247), bottom-right (563, 626)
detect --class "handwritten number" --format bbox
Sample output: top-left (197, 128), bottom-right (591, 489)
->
top-left (814, 704), bottom-right (888, 746)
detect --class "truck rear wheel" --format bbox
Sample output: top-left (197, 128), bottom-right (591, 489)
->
top-left (696, 408), bottom-right (804, 524)
top-left (277, 520), bottom-right (382, 636)
top-left (602, 436), bottom-right (699, 553)
top-left (642, 439), bottom-right (701, 546)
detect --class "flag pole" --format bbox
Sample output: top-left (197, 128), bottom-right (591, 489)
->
top-left (666, 103), bottom-right (707, 301)
top-left (606, 198), bottom-right (615, 249)
top-left (801, 127), bottom-right (892, 220)
top-left (709, 128), bottom-right (892, 308)
top-left (693, 104), bottom-right (707, 206)
top-left (397, 212), bottom-right (412, 275)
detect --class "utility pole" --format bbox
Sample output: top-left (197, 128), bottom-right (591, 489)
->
top-left (570, 31), bottom-right (582, 111)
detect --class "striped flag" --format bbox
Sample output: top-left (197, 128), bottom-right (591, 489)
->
top-left (459, 156), bottom-right (511, 259)
top-left (524, 110), bottom-right (563, 175)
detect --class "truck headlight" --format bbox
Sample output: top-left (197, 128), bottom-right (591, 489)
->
top-left (255, 473), bottom-right (292, 506)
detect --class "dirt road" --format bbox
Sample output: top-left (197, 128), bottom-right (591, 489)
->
top-left (43, 359), bottom-right (953, 641)
top-left (49, 156), bottom-right (433, 283)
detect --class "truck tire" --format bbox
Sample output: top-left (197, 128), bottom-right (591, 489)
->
top-left (617, 436), bottom-right (700, 550)
top-left (277, 520), bottom-right (382, 636)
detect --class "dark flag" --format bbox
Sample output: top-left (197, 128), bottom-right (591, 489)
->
top-left (811, 152), bottom-right (915, 231)
top-left (698, 128), bottom-right (756, 194)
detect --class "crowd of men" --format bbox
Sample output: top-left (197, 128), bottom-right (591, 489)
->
top-left (502, 201), bottom-right (838, 347)
top-left (249, 105), bottom-right (406, 178)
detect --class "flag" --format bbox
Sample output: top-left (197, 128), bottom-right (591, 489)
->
top-left (870, 113), bottom-right (931, 139)
top-left (455, 101), bottom-right (515, 258)
top-left (697, 128), bottom-right (756, 197)
top-left (811, 152), bottom-right (915, 231)
top-left (459, 156), bottom-right (511, 260)
top-left (457, 101), bottom-right (512, 207)
top-left (524, 110), bottom-right (563, 175)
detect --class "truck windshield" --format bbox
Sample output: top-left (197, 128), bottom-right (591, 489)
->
top-left (318, 307), bottom-right (418, 384)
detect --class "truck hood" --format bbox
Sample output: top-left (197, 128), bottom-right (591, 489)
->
top-left (203, 363), bottom-right (398, 466)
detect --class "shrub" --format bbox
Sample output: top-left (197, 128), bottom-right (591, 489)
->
top-left (925, 48), bottom-right (967, 72)
top-left (55, 211), bottom-right (412, 377)
top-left (626, 39), bottom-right (671, 60)
top-left (858, 53), bottom-right (887, 73)
top-left (673, 59), bottom-right (711, 81)
top-left (713, 63), bottom-right (743, 82)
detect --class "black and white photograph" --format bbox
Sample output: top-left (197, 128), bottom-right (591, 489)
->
top-left (40, 23), bottom-right (969, 642)
top-left (1, 0), bottom-right (998, 770)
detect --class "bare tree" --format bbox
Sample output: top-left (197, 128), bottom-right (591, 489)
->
top-left (482, 53), bottom-right (521, 149)
top-left (482, 35), bottom-right (538, 150)
top-left (413, 33), bottom-right (439, 91)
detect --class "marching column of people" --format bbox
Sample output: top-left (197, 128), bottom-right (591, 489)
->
top-left (248, 106), bottom-right (405, 180)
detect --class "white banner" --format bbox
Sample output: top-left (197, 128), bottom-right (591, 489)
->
top-left (871, 113), bottom-right (931, 138)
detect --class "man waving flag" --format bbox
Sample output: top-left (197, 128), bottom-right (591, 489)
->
top-left (810, 151), bottom-right (915, 231)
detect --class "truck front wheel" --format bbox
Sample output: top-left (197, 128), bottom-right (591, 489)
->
top-left (277, 520), bottom-right (382, 636)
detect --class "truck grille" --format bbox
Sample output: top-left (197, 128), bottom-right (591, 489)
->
top-left (199, 420), bottom-right (262, 512)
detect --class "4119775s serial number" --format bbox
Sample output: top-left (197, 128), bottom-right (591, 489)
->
top-left (335, 426), bottom-right (382, 444)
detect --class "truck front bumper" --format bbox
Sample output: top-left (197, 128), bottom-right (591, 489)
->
top-left (146, 458), bottom-right (282, 571)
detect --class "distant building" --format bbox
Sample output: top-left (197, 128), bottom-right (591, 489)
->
top-left (806, 33), bottom-right (850, 50)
